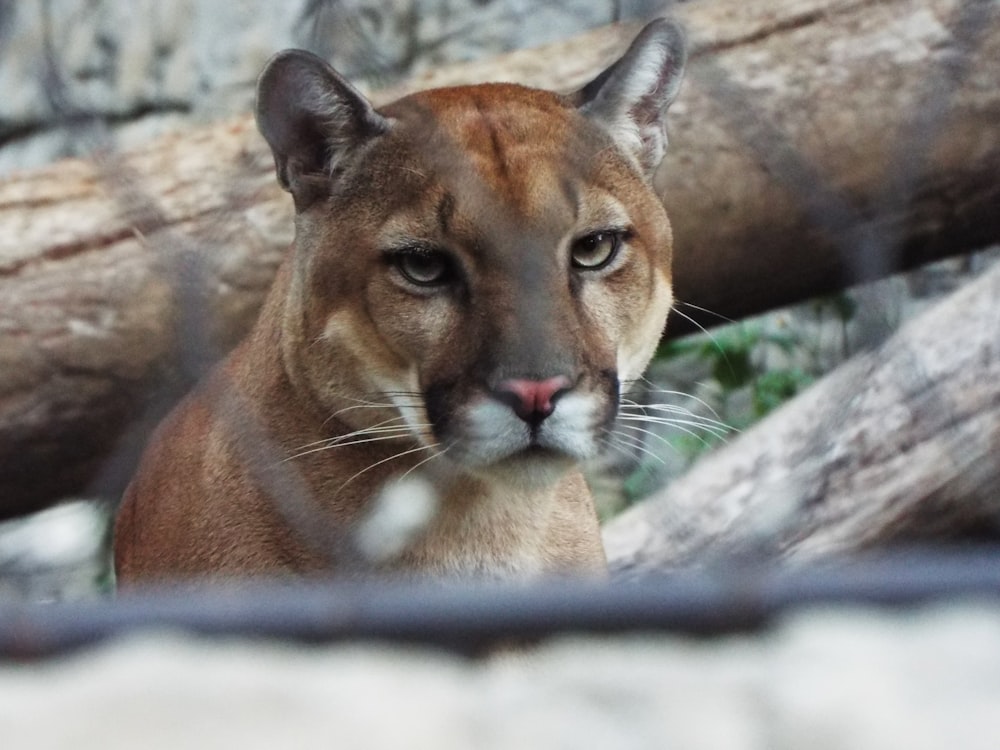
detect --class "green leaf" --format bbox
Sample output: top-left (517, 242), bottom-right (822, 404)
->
top-left (830, 293), bottom-right (858, 322)
top-left (713, 347), bottom-right (753, 390)
top-left (752, 369), bottom-right (813, 416)
top-left (654, 336), bottom-right (702, 360)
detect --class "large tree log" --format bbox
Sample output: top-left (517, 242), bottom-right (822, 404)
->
top-left (603, 261), bottom-right (1000, 575)
top-left (1, 0), bottom-right (998, 517)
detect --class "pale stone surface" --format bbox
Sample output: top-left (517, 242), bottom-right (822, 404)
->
top-left (1, 605), bottom-right (997, 749)
top-left (0, 0), bottom-right (630, 175)
top-left (0, 501), bottom-right (108, 601)
top-left (0, 0), bottom-right (302, 173)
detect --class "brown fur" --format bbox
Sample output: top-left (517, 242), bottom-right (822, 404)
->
top-left (115, 20), bottom-right (686, 584)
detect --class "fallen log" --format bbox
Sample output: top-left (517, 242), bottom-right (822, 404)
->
top-left (603, 261), bottom-right (1000, 575)
top-left (1, 0), bottom-right (998, 517)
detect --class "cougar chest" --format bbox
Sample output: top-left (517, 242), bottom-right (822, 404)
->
top-left (391, 473), bottom-right (581, 576)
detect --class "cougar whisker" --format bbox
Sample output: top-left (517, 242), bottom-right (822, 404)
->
top-left (292, 415), bottom-right (413, 452)
top-left (333, 442), bottom-right (439, 498)
top-left (630, 379), bottom-right (729, 422)
top-left (675, 299), bottom-right (735, 326)
top-left (397, 440), bottom-right (455, 484)
top-left (283, 428), bottom-right (419, 463)
top-left (617, 418), bottom-right (721, 452)
top-left (617, 410), bottom-right (732, 440)
top-left (601, 428), bottom-right (668, 466)
top-left (669, 306), bottom-right (731, 361)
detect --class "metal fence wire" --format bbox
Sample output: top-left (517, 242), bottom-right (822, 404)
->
top-left (0, 0), bottom-right (998, 655)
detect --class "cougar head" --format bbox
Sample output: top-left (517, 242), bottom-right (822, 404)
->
top-left (255, 20), bottom-right (686, 485)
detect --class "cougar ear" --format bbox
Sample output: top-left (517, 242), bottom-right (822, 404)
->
top-left (255, 49), bottom-right (389, 207)
top-left (575, 18), bottom-right (687, 176)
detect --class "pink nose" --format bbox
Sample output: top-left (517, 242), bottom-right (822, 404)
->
top-left (494, 376), bottom-right (573, 425)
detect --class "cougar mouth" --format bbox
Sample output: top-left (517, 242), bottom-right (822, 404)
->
top-left (516, 443), bottom-right (572, 465)
top-left (435, 393), bottom-right (608, 472)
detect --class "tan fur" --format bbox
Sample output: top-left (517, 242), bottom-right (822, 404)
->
top-left (115, 20), bottom-right (686, 584)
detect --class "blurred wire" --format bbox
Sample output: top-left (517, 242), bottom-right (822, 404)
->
top-left (2, 549), bottom-right (999, 659)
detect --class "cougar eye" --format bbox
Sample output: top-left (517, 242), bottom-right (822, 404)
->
top-left (570, 230), bottom-right (623, 271)
top-left (392, 247), bottom-right (452, 287)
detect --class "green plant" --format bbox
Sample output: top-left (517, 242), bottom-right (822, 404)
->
top-left (618, 293), bottom-right (857, 502)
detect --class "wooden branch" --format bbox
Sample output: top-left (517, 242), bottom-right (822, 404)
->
top-left (1, 0), bottom-right (998, 517)
top-left (603, 262), bottom-right (1000, 575)
top-left (662, 0), bottom-right (1000, 332)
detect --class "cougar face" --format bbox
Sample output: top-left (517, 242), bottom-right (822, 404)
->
top-left (262, 24), bottom-right (684, 487)
top-left (114, 20), bottom-right (686, 582)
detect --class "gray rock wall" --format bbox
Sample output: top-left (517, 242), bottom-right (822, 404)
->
top-left (0, 0), bottom-right (654, 175)
top-left (0, 0), bottom-right (291, 173)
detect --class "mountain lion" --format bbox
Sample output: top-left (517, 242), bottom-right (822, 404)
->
top-left (114, 19), bottom-right (687, 582)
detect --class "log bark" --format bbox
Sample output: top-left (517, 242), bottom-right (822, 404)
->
top-left (1, 0), bottom-right (999, 517)
top-left (603, 261), bottom-right (1000, 575)
top-left (662, 0), bottom-right (1000, 333)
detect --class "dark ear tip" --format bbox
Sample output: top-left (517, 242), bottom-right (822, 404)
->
top-left (256, 49), bottom-right (332, 99)
top-left (640, 17), bottom-right (688, 65)
top-left (260, 48), bottom-right (330, 73)
top-left (255, 49), bottom-right (339, 147)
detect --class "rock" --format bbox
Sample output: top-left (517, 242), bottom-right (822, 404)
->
top-left (0, 0), bottom-right (303, 174)
top-left (0, 0), bottom-right (634, 175)
top-left (0, 605), bottom-right (997, 748)
top-left (0, 501), bottom-right (109, 601)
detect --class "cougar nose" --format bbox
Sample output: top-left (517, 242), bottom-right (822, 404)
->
top-left (493, 375), bottom-right (573, 426)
